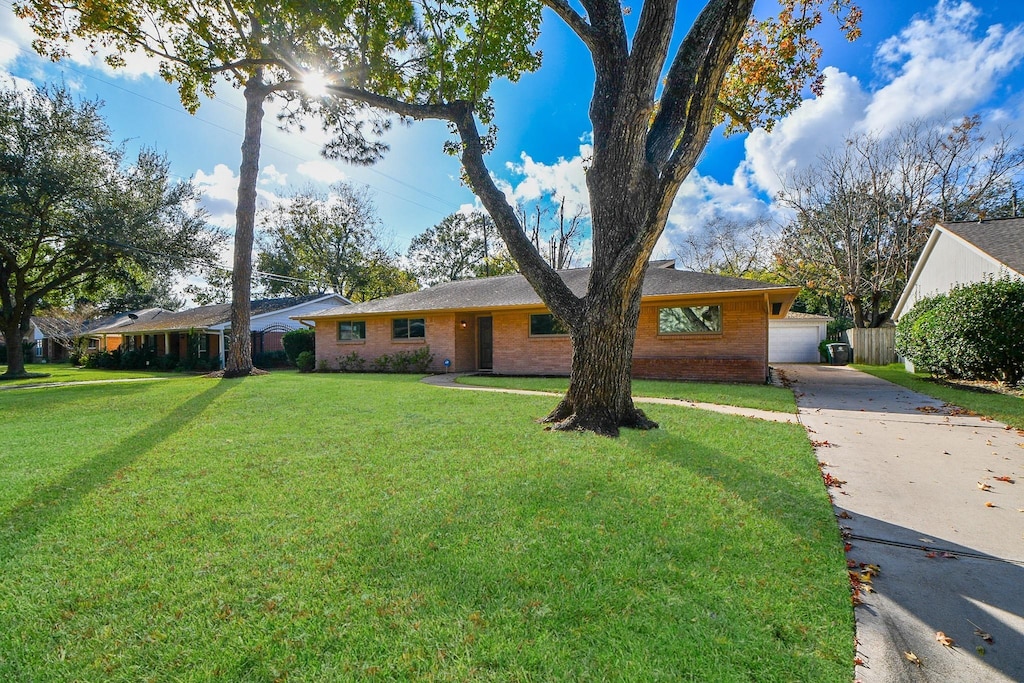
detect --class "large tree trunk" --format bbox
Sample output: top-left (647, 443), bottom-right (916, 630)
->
top-left (543, 277), bottom-right (656, 436)
top-left (1, 317), bottom-right (29, 378)
top-left (223, 74), bottom-right (266, 378)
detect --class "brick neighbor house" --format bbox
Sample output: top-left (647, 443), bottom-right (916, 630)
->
top-left (296, 261), bottom-right (800, 384)
top-left (91, 293), bottom-right (348, 368)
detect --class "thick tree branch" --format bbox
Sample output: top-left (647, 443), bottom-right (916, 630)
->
top-left (540, 0), bottom-right (597, 49)
top-left (448, 103), bottom-right (582, 326)
top-left (647, 0), bottom-right (754, 168)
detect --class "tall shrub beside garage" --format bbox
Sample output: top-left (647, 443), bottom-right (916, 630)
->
top-left (897, 277), bottom-right (1024, 385)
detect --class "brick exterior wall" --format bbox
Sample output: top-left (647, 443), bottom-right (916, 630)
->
top-left (316, 313), bottom-right (455, 372)
top-left (313, 293), bottom-right (770, 383)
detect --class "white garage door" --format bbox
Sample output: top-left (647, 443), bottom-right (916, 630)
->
top-left (769, 322), bottom-right (824, 363)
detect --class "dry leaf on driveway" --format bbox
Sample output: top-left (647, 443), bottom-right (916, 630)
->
top-left (935, 631), bottom-right (955, 648)
top-left (904, 651), bottom-right (923, 667)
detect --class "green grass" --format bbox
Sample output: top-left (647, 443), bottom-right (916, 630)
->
top-left (0, 363), bottom-right (171, 387)
top-left (855, 363), bottom-right (1024, 429)
top-left (456, 375), bottom-right (798, 414)
top-left (0, 374), bottom-right (850, 681)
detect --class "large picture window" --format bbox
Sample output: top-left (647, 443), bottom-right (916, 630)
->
top-left (658, 305), bottom-right (722, 334)
top-left (392, 318), bottom-right (425, 339)
top-left (338, 320), bottom-right (366, 341)
top-left (529, 313), bottom-right (569, 336)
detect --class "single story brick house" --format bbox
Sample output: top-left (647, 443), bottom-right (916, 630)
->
top-left (91, 293), bottom-right (348, 367)
top-left (297, 261), bottom-right (800, 383)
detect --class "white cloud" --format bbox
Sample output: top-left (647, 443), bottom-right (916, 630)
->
top-left (865, 1), bottom-right (1024, 132)
top-left (260, 164), bottom-right (288, 186)
top-left (504, 144), bottom-right (592, 210)
top-left (743, 67), bottom-right (870, 196)
top-left (193, 164), bottom-right (284, 228)
top-left (739, 1), bottom-right (1024, 200)
top-left (296, 159), bottom-right (348, 184)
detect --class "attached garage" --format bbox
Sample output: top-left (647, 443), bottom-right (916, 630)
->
top-left (769, 312), bottom-right (831, 363)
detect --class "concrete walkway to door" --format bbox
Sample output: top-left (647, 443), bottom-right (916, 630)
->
top-left (777, 364), bottom-right (1024, 683)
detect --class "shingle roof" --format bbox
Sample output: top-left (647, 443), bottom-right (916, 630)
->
top-left (93, 295), bottom-right (340, 334)
top-left (303, 262), bottom-right (798, 319)
top-left (941, 218), bottom-right (1024, 275)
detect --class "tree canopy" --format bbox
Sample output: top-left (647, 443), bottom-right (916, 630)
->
top-left (0, 84), bottom-right (220, 377)
top-left (256, 182), bottom-right (417, 300)
top-left (407, 211), bottom-right (515, 286)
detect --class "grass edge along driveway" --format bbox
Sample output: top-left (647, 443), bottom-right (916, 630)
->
top-left (854, 363), bottom-right (1024, 429)
top-left (0, 373), bottom-right (851, 681)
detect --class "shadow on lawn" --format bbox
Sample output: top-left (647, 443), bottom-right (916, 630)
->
top-left (0, 380), bottom-right (235, 564)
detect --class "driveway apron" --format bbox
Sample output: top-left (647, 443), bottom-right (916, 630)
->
top-left (777, 364), bottom-right (1024, 683)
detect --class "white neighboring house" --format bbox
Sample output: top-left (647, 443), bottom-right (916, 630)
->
top-left (90, 293), bottom-right (350, 368)
top-left (893, 218), bottom-right (1024, 319)
top-left (768, 312), bottom-right (832, 363)
top-left (892, 218), bottom-right (1024, 372)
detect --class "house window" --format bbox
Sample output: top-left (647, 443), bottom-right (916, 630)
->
top-left (392, 318), bottom-right (425, 339)
top-left (198, 334), bottom-right (209, 355)
top-left (35, 340), bottom-right (43, 357)
top-left (338, 321), bottom-right (366, 341)
top-left (529, 313), bottom-right (569, 336)
top-left (88, 338), bottom-right (98, 350)
top-left (659, 305), bottom-right (722, 334)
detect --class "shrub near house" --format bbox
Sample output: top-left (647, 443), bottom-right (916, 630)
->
top-left (896, 277), bottom-right (1024, 385)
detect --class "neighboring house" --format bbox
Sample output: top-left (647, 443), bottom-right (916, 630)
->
top-left (768, 312), bottom-right (832, 363)
top-left (297, 261), bottom-right (800, 384)
top-left (91, 294), bottom-right (349, 367)
top-left (893, 218), bottom-right (1024, 320)
top-left (25, 308), bottom-right (169, 362)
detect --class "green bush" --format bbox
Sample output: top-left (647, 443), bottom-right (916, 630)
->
top-left (367, 347), bottom-right (433, 374)
top-left (337, 351), bottom-right (366, 372)
top-left (895, 294), bottom-right (946, 372)
top-left (282, 329), bottom-right (315, 366)
top-left (156, 354), bottom-right (179, 371)
top-left (296, 350), bottom-right (315, 373)
top-left (896, 277), bottom-right (1024, 385)
top-left (253, 350), bottom-right (290, 368)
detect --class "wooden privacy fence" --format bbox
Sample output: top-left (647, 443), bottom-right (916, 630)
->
top-left (847, 327), bottom-right (897, 365)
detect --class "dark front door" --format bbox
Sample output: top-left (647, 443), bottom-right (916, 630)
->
top-left (478, 317), bottom-right (493, 370)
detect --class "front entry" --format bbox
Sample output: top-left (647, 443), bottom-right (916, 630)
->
top-left (477, 316), bottom-right (493, 370)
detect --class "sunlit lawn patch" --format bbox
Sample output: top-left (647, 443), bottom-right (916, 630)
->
top-left (456, 374), bottom-right (798, 414)
top-left (855, 364), bottom-right (1024, 429)
top-left (0, 373), bottom-right (849, 681)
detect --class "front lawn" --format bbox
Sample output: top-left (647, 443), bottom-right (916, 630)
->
top-left (0, 363), bottom-right (170, 387)
top-left (0, 373), bottom-right (849, 681)
top-left (456, 375), bottom-right (798, 414)
top-left (855, 364), bottom-right (1024, 429)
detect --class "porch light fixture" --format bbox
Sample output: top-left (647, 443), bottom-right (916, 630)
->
top-left (460, 320), bottom-right (467, 329)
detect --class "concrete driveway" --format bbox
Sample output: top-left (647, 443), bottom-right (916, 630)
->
top-left (777, 364), bottom-right (1024, 683)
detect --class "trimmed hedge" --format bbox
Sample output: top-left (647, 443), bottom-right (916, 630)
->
top-left (282, 329), bottom-right (315, 366)
top-left (896, 277), bottom-right (1024, 385)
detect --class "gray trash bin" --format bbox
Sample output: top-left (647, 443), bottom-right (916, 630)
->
top-left (827, 343), bottom-right (850, 365)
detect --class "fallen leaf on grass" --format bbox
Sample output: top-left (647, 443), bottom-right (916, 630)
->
top-left (935, 631), bottom-right (955, 647)
top-left (904, 651), bottom-right (923, 667)
top-left (994, 476), bottom-right (1015, 483)
top-left (978, 482), bottom-right (993, 491)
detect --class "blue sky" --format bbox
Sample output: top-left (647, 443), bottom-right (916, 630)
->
top-left (2, 0), bottom-right (1024, 275)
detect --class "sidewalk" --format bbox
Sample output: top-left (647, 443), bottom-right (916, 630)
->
top-left (420, 372), bottom-right (798, 424)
